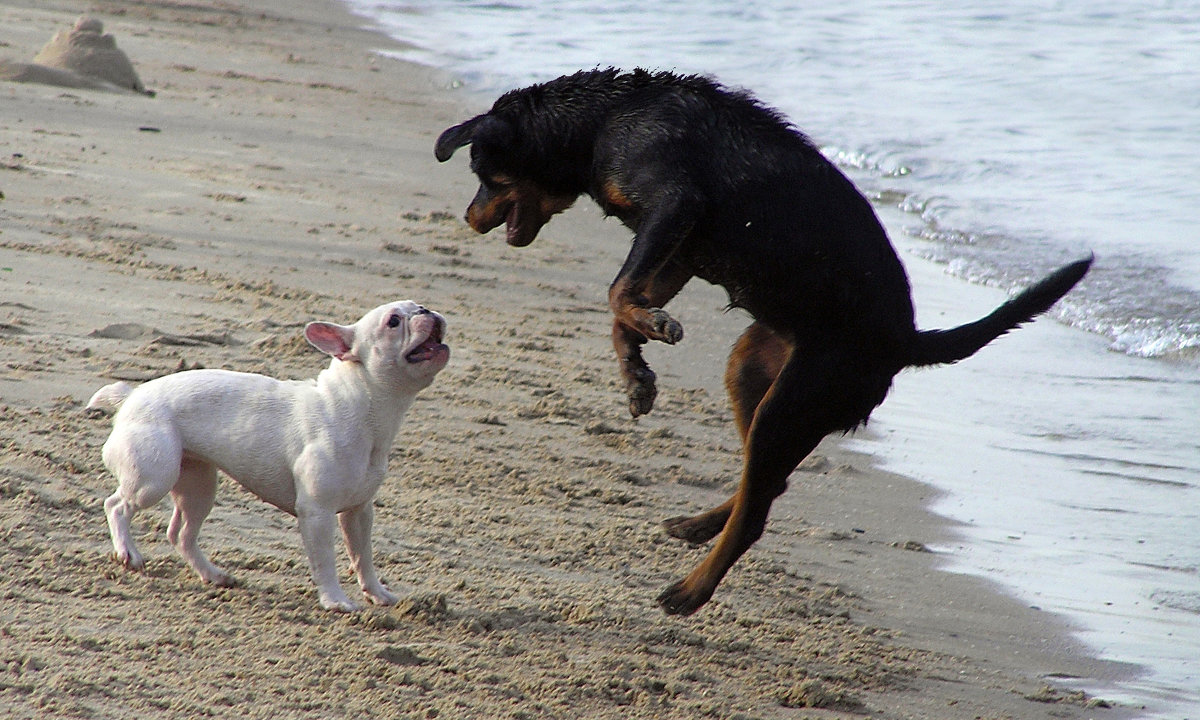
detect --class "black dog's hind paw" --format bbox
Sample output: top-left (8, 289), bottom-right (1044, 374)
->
top-left (663, 515), bottom-right (723, 545)
top-left (657, 578), bottom-right (712, 616)
top-left (648, 308), bottom-right (683, 345)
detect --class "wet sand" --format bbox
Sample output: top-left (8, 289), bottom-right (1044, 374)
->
top-left (0, 1), bottom-right (1136, 717)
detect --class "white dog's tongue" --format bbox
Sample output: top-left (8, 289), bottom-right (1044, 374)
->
top-left (405, 337), bottom-right (441, 363)
top-left (404, 313), bottom-right (446, 363)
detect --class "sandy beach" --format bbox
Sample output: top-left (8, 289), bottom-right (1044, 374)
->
top-left (1, 1), bottom-right (1138, 718)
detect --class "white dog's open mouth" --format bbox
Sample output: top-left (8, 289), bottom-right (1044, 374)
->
top-left (404, 317), bottom-right (447, 364)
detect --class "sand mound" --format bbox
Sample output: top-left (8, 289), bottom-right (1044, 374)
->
top-left (1, 15), bottom-right (151, 95)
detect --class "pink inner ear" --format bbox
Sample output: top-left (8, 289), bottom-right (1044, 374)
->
top-left (304, 322), bottom-right (354, 360)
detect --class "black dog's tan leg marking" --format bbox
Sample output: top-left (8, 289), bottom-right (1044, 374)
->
top-left (725, 323), bottom-right (791, 443)
top-left (663, 322), bottom-right (790, 544)
top-left (609, 277), bottom-right (685, 346)
top-left (658, 347), bottom-right (859, 616)
top-left (610, 259), bottom-right (692, 417)
top-left (607, 198), bottom-right (693, 343)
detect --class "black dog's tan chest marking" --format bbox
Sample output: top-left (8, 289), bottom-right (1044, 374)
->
top-left (598, 177), bottom-right (638, 221)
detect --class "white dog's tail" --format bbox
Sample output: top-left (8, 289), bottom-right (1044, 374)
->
top-left (86, 381), bottom-right (135, 412)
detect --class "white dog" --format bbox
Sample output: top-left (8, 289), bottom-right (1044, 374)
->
top-left (86, 301), bottom-right (448, 611)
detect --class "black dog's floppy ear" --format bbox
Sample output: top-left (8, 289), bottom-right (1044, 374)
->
top-left (435, 115), bottom-right (485, 162)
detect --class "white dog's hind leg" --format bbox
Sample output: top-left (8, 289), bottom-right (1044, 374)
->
top-left (339, 503), bottom-right (399, 606)
top-left (105, 492), bottom-right (146, 570)
top-left (102, 425), bottom-right (181, 571)
top-left (298, 507), bottom-right (359, 612)
top-left (167, 457), bottom-right (235, 587)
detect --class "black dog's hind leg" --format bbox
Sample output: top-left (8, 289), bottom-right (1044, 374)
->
top-left (610, 258), bottom-right (692, 417)
top-left (658, 347), bottom-right (883, 616)
top-left (663, 322), bottom-right (789, 544)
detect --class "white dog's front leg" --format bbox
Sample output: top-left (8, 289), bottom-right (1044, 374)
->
top-left (297, 507), bottom-right (359, 612)
top-left (339, 503), bottom-right (399, 606)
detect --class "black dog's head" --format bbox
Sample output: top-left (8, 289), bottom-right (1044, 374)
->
top-left (435, 111), bottom-right (578, 247)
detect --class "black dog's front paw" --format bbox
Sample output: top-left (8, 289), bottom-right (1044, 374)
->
top-left (648, 308), bottom-right (683, 345)
top-left (626, 365), bottom-right (658, 417)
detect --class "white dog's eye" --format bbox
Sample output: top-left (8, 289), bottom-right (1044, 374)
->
top-left (387, 314), bottom-right (402, 329)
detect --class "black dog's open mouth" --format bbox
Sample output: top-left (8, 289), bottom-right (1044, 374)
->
top-left (505, 202), bottom-right (535, 247)
top-left (404, 320), bottom-right (446, 363)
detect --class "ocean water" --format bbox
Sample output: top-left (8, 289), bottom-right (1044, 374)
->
top-left (343, 0), bottom-right (1198, 715)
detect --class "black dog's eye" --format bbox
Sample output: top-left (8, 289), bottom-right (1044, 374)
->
top-left (387, 314), bottom-right (402, 329)
top-left (482, 173), bottom-right (513, 191)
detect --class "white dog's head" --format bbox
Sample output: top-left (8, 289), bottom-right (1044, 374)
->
top-left (304, 301), bottom-right (449, 388)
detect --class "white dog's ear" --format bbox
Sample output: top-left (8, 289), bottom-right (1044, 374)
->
top-left (304, 322), bottom-right (359, 362)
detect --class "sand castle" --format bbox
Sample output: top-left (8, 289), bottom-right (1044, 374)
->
top-left (0, 15), bottom-right (152, 95)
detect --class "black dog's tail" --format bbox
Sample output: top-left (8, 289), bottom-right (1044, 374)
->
top-left (906, 255), bottom-right (1093, 368)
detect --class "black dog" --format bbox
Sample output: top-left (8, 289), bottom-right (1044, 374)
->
top-left (436, 68), bottom-right (1091, 616)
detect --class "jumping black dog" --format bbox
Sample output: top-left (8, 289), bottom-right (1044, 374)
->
top-left (436, 68), bottom-right (1091, 616)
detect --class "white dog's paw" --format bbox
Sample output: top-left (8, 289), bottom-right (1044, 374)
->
top-left (113, 548), bottom-right (145, 571)
top-left (201, 570), bottom-right (238, 588)
top-left (364, 585), bottom-right (400, 606)
top-left (319, 592), bottom-right (363, 613)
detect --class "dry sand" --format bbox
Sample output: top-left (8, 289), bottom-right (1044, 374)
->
top-left (0, 1), bottom-right (1137, 718)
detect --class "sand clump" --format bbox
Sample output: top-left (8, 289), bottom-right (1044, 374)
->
top-left (1, 15), bottom-right (152, 95)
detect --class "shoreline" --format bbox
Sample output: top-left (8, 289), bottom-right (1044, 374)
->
top-left (846, 226), bottom-right (1200, 715)
top-left (0, 0), bottom-right (1139, 717)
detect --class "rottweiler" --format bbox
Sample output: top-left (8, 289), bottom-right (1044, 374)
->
top-left (436, 68), bottom-right (1091, 616)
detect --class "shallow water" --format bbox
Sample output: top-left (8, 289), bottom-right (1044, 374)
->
top-left (353, 0), bottom-right (1200, 361)
top-left (345, 0), bottom-right (1200, 714)
top-left (850, 220), bottom-right (1200, 715)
